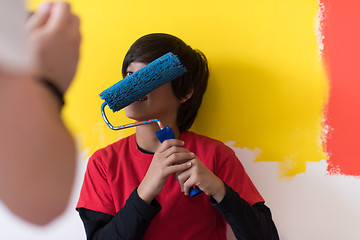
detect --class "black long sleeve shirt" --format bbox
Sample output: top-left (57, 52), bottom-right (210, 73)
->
top-left (78, 183), bottom-right (279, 240)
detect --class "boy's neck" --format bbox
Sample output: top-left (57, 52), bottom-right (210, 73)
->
top-left (135, 122), bottom-right (181, 153)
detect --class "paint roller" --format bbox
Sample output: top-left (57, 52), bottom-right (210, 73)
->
top-left (99, 52), bottom-right (202, 197)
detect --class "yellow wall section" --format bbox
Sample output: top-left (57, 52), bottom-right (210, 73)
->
top-left (28, 0), bottom-right (328, 178)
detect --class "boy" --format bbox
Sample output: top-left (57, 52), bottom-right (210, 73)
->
top-left (77, 33), bottom-right (279, 239)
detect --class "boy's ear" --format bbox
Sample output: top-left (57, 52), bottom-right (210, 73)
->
top-left (179, 88), bottom-right (194, 103)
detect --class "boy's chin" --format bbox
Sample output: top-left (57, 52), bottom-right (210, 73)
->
top-left (124, 112), bottom-right (142, 121)
top-left (124, 110), bottom-right (159, 123)
top-left (125, 114), bottom-right (154, 122)
top-left (125, 109), bottom-right (148, 120)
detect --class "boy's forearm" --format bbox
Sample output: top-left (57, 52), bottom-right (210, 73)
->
top-left (0, 75), bottom-right (76, 225)
top-left (79, 188), bottom-right (161, 240)
top-left (211, 183), bottom-right (279, 240)
top-left (210, 177), bottom-right (226, 203)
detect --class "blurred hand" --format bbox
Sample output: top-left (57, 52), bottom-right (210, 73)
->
top-left (175, 156), bottom-right (226, 203)
top-left (137, 139), bottom-right (193, 204)
top-left (26, 2), bottom-right (81, 93)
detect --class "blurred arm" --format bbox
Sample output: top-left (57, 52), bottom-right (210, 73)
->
top-left (0, 1), bottom-right (81, 225)
top-left (0, 73), bottom-right (76, 225)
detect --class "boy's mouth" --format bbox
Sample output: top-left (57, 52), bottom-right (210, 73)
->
top-left (137, 96), bottom-right (148, 102)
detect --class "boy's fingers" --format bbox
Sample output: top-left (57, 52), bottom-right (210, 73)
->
top-left (166, 152), bottom-right (195, 165)
top-left (176, 169), bottom-right (191, 183)
top-left (168, 161), bottom-right (192, 176)
top-left (164, 146), bottom-right (189, 158)
top-left (157, 139), bottom-right (184, 153)
top-left (183, 177), bottom-right (197, 196)
top-left (175, 169), bottom-right (192, 192)
top-left (178, 159), bottom-right (201, 195)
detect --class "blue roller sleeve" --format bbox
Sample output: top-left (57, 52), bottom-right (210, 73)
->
top-left (99, 52), bottom-right (187, 113)
top-left (155, 126), bottom-right (202, 197)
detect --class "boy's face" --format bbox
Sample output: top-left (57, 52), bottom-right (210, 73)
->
top-left (124, 62), bottom-right (181, 125)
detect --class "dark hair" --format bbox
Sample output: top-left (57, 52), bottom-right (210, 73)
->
top-left (122, 33), bottom-right (209, 132)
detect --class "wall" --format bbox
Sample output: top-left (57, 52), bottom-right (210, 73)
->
top-left (1, 0), bottom-right (360, 239)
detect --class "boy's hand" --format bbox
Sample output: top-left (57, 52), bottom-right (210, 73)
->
top-left (137, 139), bottom-right (193, 204)
top-left (175, 156), bottom-right (226, 203)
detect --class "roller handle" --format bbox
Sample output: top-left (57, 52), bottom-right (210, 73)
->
top-left (155, 126), bottom-right (202, 197)
top-left (155, 126), bottom-right (175, 143)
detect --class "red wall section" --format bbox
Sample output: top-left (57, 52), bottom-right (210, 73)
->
top-left (322, 0), bottom-right (360, 175)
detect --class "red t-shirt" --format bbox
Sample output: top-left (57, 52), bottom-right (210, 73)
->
top-left (77, 131), bottom-right (264, 240)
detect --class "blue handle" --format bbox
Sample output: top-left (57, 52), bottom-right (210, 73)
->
top-left (155, 126), bottom-right (202, 197)
top-left (155, 126), bottom-right (175, 143)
